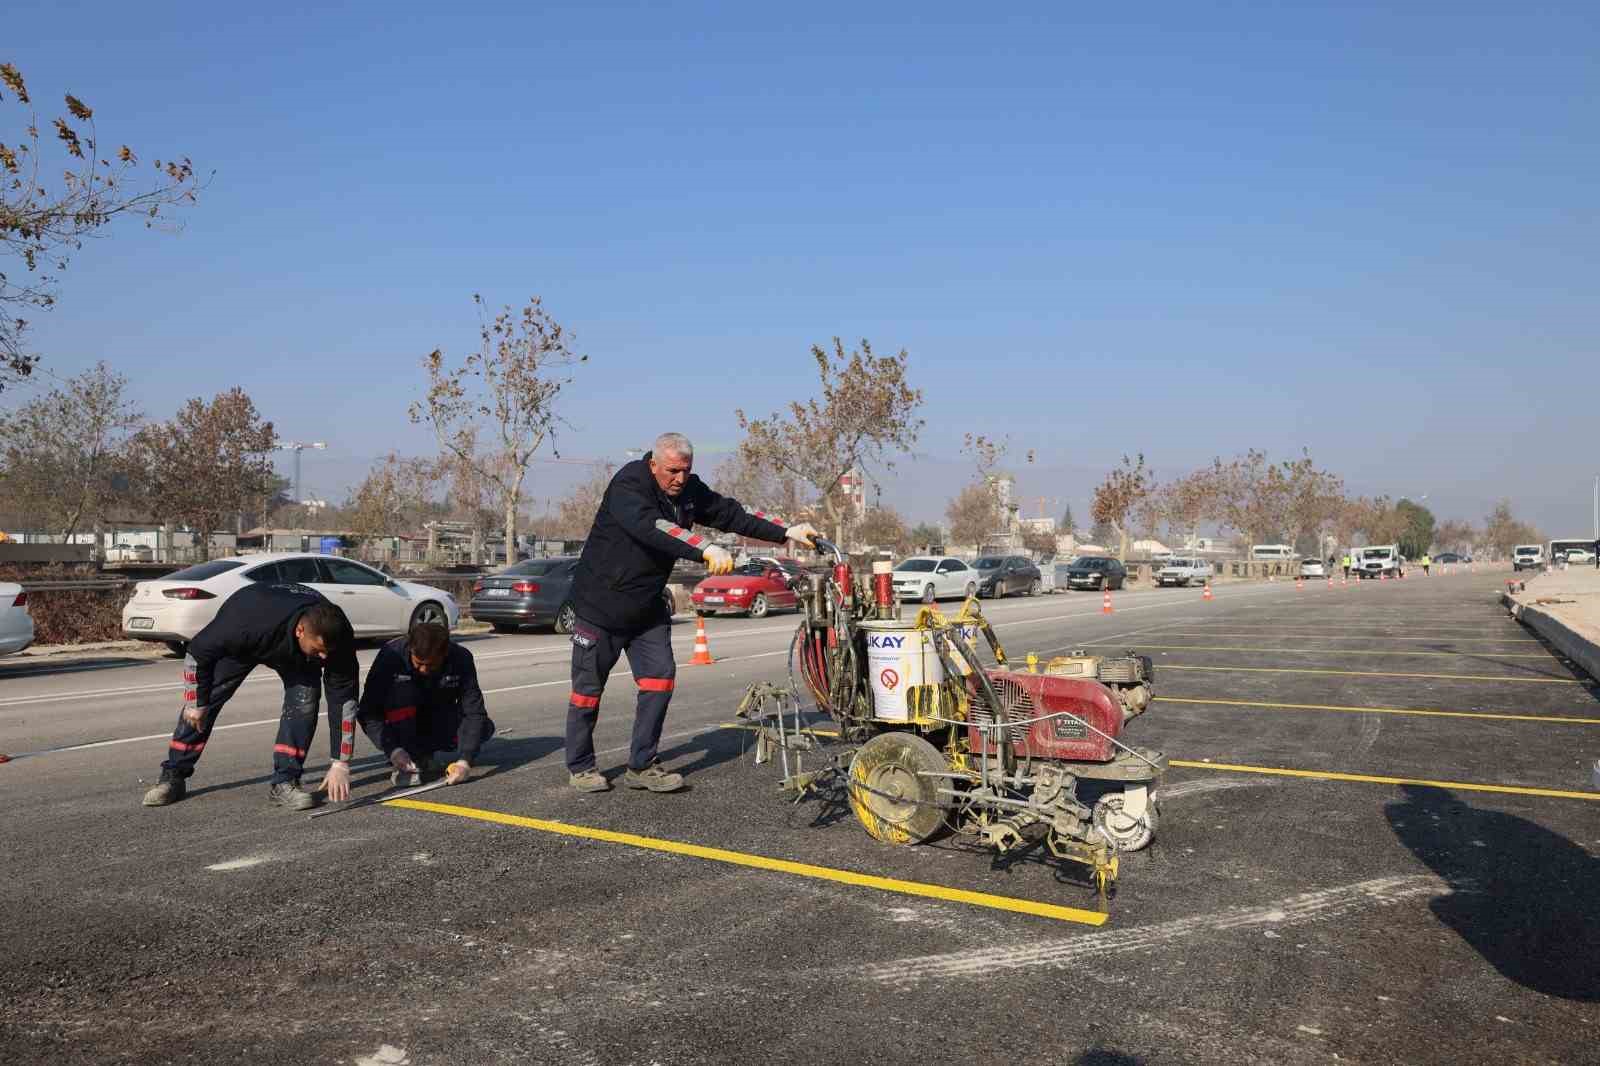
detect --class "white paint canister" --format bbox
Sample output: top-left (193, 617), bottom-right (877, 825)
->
top-left (860, 620), bottom-right (981, 721)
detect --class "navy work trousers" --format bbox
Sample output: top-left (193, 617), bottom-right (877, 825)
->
top-left (565, 616), bottom-right (676, 773)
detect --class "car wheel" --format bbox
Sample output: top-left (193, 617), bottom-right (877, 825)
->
top-left (554, 603), bottom-right (577, 634)
top-left (921, 584), bottom-right (936, 604)
top-left (490, 622), bottom-right (517, 634)
top-left (964, 581), bottom-right (976, 599)
top-left (749, 593), bottom-right (769, 619)
top-left (164, 640), bottom-right (188, 657)
top-left (1028, 579), bottom-right (1040, 596)
top-left (410, 601), bottom-right (448, 629)
top-left (695, 609), bottom-right (712, 617)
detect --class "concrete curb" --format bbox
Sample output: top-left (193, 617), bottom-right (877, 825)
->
top-left (1502, 590), bottom-right (1600, 685)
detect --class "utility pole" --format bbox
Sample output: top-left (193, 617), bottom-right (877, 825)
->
top-left (1592, 474), bottom-right (1597, 540)
top-left (278, 441), bottom-right (327, 503)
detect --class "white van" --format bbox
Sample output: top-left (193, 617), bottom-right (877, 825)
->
top-left (1513, 544), bottom-right (1545, 572)
top-left (1250, 544), bottom-right (1295, 561)
top-left (1357, 544), bottom-right (1402, 579)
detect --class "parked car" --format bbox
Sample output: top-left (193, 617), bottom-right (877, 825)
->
top-left (692, 560), bottom-right (802, 618)
top-left (1063, 556), bottom-right (1127, 590)
top-left (1356, 545), bottom-right (1403, 579)
top-left (1156, 557), bottom-right (1214, 587)
top-left (104, 543), bottom-right (154, 563)
top-left (1564, 549), bottom-right (1594, 566)
top-left (121, 554), bottom-right (461, 653)
top-left (890, 556), bottom-right (979, 603)
top-left (1299, 558), bottom-right (1327, 579)
top-left (1434, 552), bottom-right (1463, 565)
top-left (470, 556), bottom-right (581, 633)
top-left (0, 583), bottom-right (34, 657)
top-left (972, 556), bottom-right (1043, 598)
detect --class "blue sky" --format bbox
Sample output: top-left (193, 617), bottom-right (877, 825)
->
top-left (7, 2), bottom-right (1597, 534)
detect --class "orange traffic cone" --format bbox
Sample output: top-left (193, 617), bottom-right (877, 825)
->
top-left (1296, 576), bottom-right (1304, 591)
top-left (1341, 574), bottom-right (1348, 588)
top-left (1326, 575), bottom-right (1333, 589)
top-left (1102, 587), bottom-right (1113, 614)
top-left (1202, 582), bottom-right (1213, 601)
top-left (688, 616), bottom-right (715, 665)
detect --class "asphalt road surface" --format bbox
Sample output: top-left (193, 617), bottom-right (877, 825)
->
top-left (3, 570), bottom-right (1596, 1065)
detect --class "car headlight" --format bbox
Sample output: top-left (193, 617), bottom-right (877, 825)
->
top-left (728, 587), bottom-right (746, 595)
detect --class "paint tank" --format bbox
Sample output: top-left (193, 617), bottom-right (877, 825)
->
top-left (860, 620), bottom-right (977, 721)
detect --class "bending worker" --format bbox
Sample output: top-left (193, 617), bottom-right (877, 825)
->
top-left (358, 620), bottom-right (494, 787)
top-left (565, 432), bottom-right (818, 793)
top-left (142, 583), bottom-right (360, 810)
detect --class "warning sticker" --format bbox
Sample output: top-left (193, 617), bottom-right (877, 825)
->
top-left (879, 668), bottom-right (900, 691)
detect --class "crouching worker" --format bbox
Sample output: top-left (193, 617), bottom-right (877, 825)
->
top-left (358, 621), bottom-right (494, 788)
top-left (142, 583), bottom-right (360, 810)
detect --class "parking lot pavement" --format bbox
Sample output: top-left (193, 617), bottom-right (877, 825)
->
top-left (3, 573), bottom-right (1596, 1064)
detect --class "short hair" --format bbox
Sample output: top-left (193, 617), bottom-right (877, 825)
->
top-left (653, 432), bottom-right (693, 460)
top-left (300, 603), bottom-right (346, 643)
top-left (408, 620), bottom-right (451, 662)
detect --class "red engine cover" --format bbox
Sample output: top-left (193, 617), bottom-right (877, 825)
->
top-left (966, 671), bottom-right (1124, 763)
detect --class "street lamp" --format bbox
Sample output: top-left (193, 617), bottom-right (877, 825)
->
top-left (278, 441), bottom-right (327, 503)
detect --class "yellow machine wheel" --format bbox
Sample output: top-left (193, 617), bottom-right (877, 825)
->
top-left (847, 732), bottom-right (950, 845)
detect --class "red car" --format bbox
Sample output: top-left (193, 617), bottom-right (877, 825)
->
top-left (691, 560), bottom-right (805, 618)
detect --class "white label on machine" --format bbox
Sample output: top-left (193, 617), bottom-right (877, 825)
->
top-left (862, 624), bottom-right (981, 721)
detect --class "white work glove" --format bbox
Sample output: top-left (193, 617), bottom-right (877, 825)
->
top-left (319, 761), bottom-right (352, 802)
top-left (784, 522), bottom-right (821, 549)
top-left (703, 544), bottom-right (734, 575)
top-left (388, 749), bottom-right (418, 773)
top-left (445, 759), bottom-right (471, 785)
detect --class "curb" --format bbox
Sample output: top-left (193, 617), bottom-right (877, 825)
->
top-left (1503, 591), bottom-right (1600, 686)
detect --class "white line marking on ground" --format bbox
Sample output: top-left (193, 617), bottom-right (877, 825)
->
top-left (1158, 778), bottom-right (1273, 800)
top-left (205, 856), bottom-right (273, 872)
top-left (854, 874), bottom-right (1460, 985)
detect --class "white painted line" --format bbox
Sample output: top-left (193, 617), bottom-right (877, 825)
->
top-left (206, 856), bottom-right (273, 872)
top-left (855, 875), bottom-right (1460, 985)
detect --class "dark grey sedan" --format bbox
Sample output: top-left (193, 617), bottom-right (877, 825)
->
top-left (469, 557), bottom-right (582, 633)
top-left (973, 555), bottom-right (1043, 598)
top-left (1064, 556), bottom-right (1126, 590)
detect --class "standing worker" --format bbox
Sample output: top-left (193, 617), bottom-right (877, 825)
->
top-left (563, 432), bottom-right (818, 793)
top-left (141, 583), bottom-right (360, 810)
top-left (1422, 553), bottom-right (1432, 576)
top-left (1341, 552), bottom-right (1352, 580)
top-left (358, 620), bottom-right (495, 786)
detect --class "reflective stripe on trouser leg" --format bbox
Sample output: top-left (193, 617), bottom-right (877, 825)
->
top-left (624, 621), bottom-right (677, 771)
top-left (566, 617), bottom-right (624, 773)
top-left (271, 671), bottom-right (321, 784)
top-left (160, 655), bottom-right (253, 779)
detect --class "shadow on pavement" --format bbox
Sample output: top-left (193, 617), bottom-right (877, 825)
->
top-left (1385, 783), bottom-right (1598, 1001)
top-left (0, 655), bottom-right (164, 678)
top-left (472, 734), bottom-right (565, 780)
top-left (1074, 1051), bottom-right (1143, 1066)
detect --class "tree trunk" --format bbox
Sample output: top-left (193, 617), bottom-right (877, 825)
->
top-left (504, 490), bottom-right (518, 566)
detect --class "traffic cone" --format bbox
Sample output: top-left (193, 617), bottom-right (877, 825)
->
top-left (1341, 574), bottom-right (1348, 587)
top-left (1296, 576), bottom-right (1304, 591)
top-left (1326, 575), bottom-right (1333, 589)
top-left (688, 616), bottom-right (716, 665)
top-left (1102, 587), bottom-right (1113, 614)
top-left (1202, 582), bottom-right (1213, 601)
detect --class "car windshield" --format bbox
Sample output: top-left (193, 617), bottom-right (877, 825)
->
top-left (508, 559), bottom-right (573, 576)
top-left (1165, 559), bottom-right (1193, 568)
top-left (1077, 559), bottom-right (1107, 570)
top-left (1364, 549), bottom-right (1393, 559)
top-left (895, 560), bottom-right (936, 572)
top-left (732, 563), bottom-right (771, 576)
top-left (164, 560), bottom-right (245, 581)
top-left (1515, 548), bottom-right (1538, 556)
top-left (974, 558), bottom-right (1002, 569)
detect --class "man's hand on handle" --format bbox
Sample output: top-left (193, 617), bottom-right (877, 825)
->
top-left (319, 761), bottom-right (351, 802)
top-left (703, 545), bottom-right (735, 575)
top-left (784, 523), bottom-right (821, 550)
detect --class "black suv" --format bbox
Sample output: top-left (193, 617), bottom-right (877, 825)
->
top-left (972, 555), bottom-right (1043, 598)
top-left (1064, 556), bottom-right (1127, 590)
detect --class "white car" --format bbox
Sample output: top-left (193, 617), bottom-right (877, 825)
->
top-left (1299, 558), bottom-right (1327, 579)
top-left (0, 583), bottom-right (34, 657)
top-left (104, 543), bottom-right (154, 563)
top-left (891, 556), bottom-right (980, 603)
top-left (122, 554), bottom-right (460, 653)
top-left (1157, 558), bottom-right (1215, 587)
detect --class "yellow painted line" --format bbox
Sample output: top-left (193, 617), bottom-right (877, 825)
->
top-left (387, 798), bottom-right (1108, 926)
top-left (1169, 760), bottom-right (1600, 802)
top-left (1159, 630), bottom-right (1539, 644)
top-left (1133, 643), bottom-right (1549, 659)
top-left (1160, 664), bottom-right (1582, 684)
top-left (1157, 696), bottom-right (1600, 726)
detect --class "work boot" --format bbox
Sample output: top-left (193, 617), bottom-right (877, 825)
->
top-left (569, 768), bottom-right (610, 793)
top-left (268, 778), bottom-right (320, 810)
top-left (391, 756), bottom-right (433, 788)
top-left (141, 773), bottom-right (186, 807)
top-left (623, 763), bottom-right (685, 793)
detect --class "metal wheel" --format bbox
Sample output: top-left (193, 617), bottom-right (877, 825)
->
top-left (164, 640), bottom-right (188, 657)
top-left (847, 732), bottom-right (950, 845)
top-left (748, 593), bottom-right (769, 619)
top-left (921, 583), bottom-right (936, 604)
top-left (1093, 790), bottom-right (1158, 852)
top-left (553, 602), bottom-right (577, 634)
top-left (410, 601), bottom-right (447, 629)
top-left (490, 622), bottom-right (517, 634)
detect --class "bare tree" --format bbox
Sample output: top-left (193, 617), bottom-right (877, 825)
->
top-left (1020, 525), bottom-right (1058, 557)
top-left (945, 483), bottom-right (999, 547)
top-left (547, 466), bottom-right (615, 539)
top-left (736, 338), bottom-right (923, 544)
top-left (857, 505), bottom-right (910, 554)
top-left (908, 521), bottom-right (943, 550)
top-left (711, 451), bottom-right (804, 519)
top-left (345, 452), bottom-right (438, 544)
top-left (1090, 453), bottom-right (1154, 560)
top-left (128, 388), bottom-right (277, 560)
top-left (1482, 500), bottom-right (1541, 558)
top-left (411, 295), bottom-right (585, 567)
top-left (1433, 518), bottom-right (1477, 555)
top-left (1, 64), bottom-right (203, 386)
top-left (0, 361), bottom-right (140, 538)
